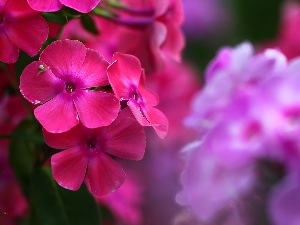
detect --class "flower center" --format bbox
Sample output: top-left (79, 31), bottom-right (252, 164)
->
top-left (66, 82), bottom-right (76, 93)
top-left (87, 138), bottom-right (97, 149)
top-left (132, 89), bottom-right (142, 102)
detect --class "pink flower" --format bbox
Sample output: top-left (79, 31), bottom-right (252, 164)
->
top-left (27, 0), bottom-right (100, 13)
top-left (0, 0), bottom-right (48, 63)
top-left (107, 52), bottom-right (168, 139)
top-left (43, 111), bottom-right (146, 196)
top-left (20, 39), bottom-right (120, 133)
top-left (96, 174), bottom-right (143, 225)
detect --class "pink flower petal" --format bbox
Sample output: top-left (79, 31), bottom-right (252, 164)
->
top-left (27, 0), bottom-right (62, 12)
top-left (60, 0), bottom-right (100, 13)
top-left (78, 49), bottom-right (109, 88)
top-left (39, 40), bottom-right (86, 81)
top-left (2, 0), bottom-right (36, 18)
top-left (145, 105), bottom-right (169, 139)
top-left (74, 90), bottom-right (120, 128)
top-left (86, 152), bottom-right (125, 196)
top-left (103, 115), bottom-right (146, 160)
top-left (51, 146), bottom-right (89, 191)
top-left (19, 61), bottom-right (65, 105)
top-left (4, 16), bottom-right (49, 57)
top-left (127, 99), bottom-right (150, 126)
top-left (34, 92), bottom-right (79, 133)
top-left (162, 21), bottom-right (185, 62)
top-left (0, 27), bottom-right (18, 63)
top-left (139, 84), bottom-right (159, 106)
top-left (43, 124), bottom-right (86, 149)
top-left (108, 53), bottom-right (142, 99)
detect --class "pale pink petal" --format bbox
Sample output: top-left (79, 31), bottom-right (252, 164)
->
top-left (19, 61), bottom-right (64, 105)
top-left (60, 0), bottom-right (100, 13)
top-left (0, 27), bottom-right (18, 63)
top-left (34, 92), bottom-right (78, 133)
top-left (40, 40), bottom-right (86, 81)
top-left (103, 116), bottom-right (146, 160)
top-left (51, 146), bottom-right (89, 191)
top-left (27, 0), bottom-right (62, 12)
top-left (86, 152), bottom-right (125, 196)
top-left (2, 0), bottom-right (35, 18)
top-left (4, 16), bottom-right (48, 57)
top-left (43, 124), bottom-right (86, 149)
top-left (74, 90), bottom-right (120, 128)
top-left (145, 105), bottom-right (169, 139)
top-left (127, 99), bottom-right (150, 126)
top-left (79, 49), bottom-right (109, 88)
top-left (108, 53), bottom-right (142, 99)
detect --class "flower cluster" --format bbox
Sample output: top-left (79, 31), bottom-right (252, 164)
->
top-left (177, 42), bottom-right (300, 225)
top-left (19, 39), bottom-right (168, 196)
top-left (1, 0), bottom-right (176, 218)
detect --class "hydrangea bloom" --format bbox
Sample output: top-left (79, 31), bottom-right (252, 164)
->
top-left (20, 39), bottom-right (120, 133)
top-left (27, 0), bottom-right (100, 13)
top-left (107, 52), bottom-right (168, 139)
top-left (178, 42), bottom-right (300, 225)
top-left (0, 0), bottom-right (48, 63)
top-left (43, 110), bottom-right (146, 196)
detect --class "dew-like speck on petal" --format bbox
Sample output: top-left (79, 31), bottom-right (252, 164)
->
top-left (34, 100), bottom-right (41, 104)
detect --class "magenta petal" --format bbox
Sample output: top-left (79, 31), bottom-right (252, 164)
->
top-left (40, 40), bottom-right (86, 80)
top-left (2, 0), bottom-right (35, 18)
top-left (104, 116), bottom-right (146, 160)
top-left (4, 16), bottom-right (48, 57)
top-left (145, 105), bottom-right (169, 139)
top-left (108, 53), bottom-right (142, 99)
top-left (27, 0), bottom-right (62, 12)
top-left (20, 61), bottom-right (65, 105)
top-left (0, 27), bottom-right (18, 63)
top-left (139, 84), bottom-right (159, 106)
top-left (43, 124), bottom-right (86, 149)
top-left (34, 92), bottom-right (78, 133)
top-left (127, 99), bottom-right (150, 126)
top-left (86, 152), bottom-right (125, 196)
top-left (74, 90), bottom-right (120, 128)
top-left (79, 49), bottom-right (109, 88)
top-left (51, 147), bottom-right (89, 191)
top-left (60, 0), bottom-right (99, 13)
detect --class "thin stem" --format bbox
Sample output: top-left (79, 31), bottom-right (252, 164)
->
top-left (0, 63), bottom-right (33, 119)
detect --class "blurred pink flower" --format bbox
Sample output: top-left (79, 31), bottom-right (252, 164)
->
top-left (27, 0), bottom-right (100, 13)
top-left (178, 42), bottom-right (300, 225)
top-left (0, 0), bottom-right (48, 63)
top-left (20, 39), bottom-right (120, 133)
top-left (97, 174), bottom-right (143, 225)
top-left (261, 2), bottom-right (300, 60)
top-left (43, 110), bottom-right (146, 196)
top-left (107, 52), bottom-right (168, 138)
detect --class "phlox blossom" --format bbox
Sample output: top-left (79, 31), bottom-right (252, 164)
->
top-left (20, 39), bottom-right (120, 133)
top-left (0, 0), bottom-right (48, 63)
top-left (43, 111), bottom-right (146, 196)
top-left (178, 42), bottom-right (300, 225)
top-left (27, 0), bottom-right (100, 13)
top-left (107, 52), bottom-right (168, 139)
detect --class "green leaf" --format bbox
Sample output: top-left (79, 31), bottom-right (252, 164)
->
top-left (42, 7), bottom-right (81, 25)
top-left (30, 167), bottom-right (101, 225)
top-left (9, 119), bottom-right (44, 196)
top-left (80, 14), bottom-right (99, 35)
